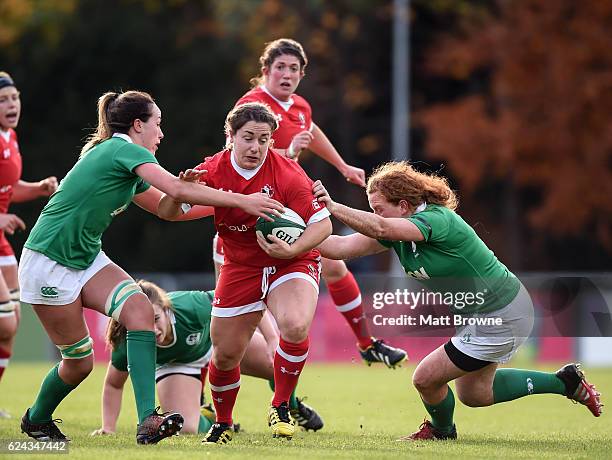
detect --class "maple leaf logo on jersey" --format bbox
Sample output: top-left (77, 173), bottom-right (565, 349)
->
top-left (311, 199), bottom-right (321, 210)
top-left (298, 112), bottom-right (306, 129)
top-left (3, 148), bottom-right (10, 159)
top-left (261, 184), bottom-right (274, 197)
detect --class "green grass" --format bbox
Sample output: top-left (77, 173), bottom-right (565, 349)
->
top-left (1, 362), bottom-right (610, 459)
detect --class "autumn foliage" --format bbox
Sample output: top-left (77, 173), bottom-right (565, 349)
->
top-left (417, 0), bottom-right (612, 249)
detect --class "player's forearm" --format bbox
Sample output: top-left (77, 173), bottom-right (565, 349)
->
top-left (10, 180), bottom-right (44, 202)
top-left (317, 235), bottom-right (353, 260)
top-left (290, 218), bottom-right (333, 256)
top-left (101, 384), bottom-right (123, 432)
top-left (328, 202), bottom-right (387, 240)
top-left (309, 124), bottom-right (347, 172)
top-left (157, 195), bottom-right (185, 220)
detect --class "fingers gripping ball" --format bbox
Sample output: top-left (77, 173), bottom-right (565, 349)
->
top-left (256, 207), bottom-right (305, 245)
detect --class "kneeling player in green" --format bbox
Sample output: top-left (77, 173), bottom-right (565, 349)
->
top-left (92, 280), bottom-right (323, 436)
top-left (313, 161), bottom-right (602, 441)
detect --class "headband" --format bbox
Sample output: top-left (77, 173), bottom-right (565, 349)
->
top-left (0, 75), bottom-right (15, 90)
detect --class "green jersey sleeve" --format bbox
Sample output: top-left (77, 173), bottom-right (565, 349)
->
top-left (110, 339), bottom-right (128, 372)
top-left (113, 143), bottom-right (159, 174)
top-left (408, 206), bottom-right (451, 243)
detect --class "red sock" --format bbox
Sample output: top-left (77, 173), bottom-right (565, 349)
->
top-left (327, 272), bottom-right (373, 349)
top-left (0, 347), bottom-right (10, 382)
top-left (209, 362), bottom-right (240, 425)
top-left (273, 337), bottom-right (309, 407)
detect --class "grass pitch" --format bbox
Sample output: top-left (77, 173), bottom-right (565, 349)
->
top-left (0, 362), bottom-right (610, 459)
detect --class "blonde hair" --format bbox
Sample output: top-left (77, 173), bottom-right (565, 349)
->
top-left (81, 90), bottom-right (155, 157)
top-left (367, 161), bottom-right (458, 211)
top-left (104, 279), bottom-right (173, 351)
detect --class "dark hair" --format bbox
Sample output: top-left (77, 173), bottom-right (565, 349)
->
top-left (250, 38), bottom-right (308, 87)
top-left (0, 71), bottom-right (16, 91)
top-left (104, 279), bottom-right (172, 351)
top-left (81, 90), bottom-right (155, 156)
top-left (225, 102), bottom-right (279, 142)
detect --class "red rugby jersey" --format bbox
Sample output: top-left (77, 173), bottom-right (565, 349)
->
top-left (0, 129), bottom-right (22, 213)
top-left (194, 149), bottom-right (329, 268)
top-left (236, 86), bottom-right (313, 150)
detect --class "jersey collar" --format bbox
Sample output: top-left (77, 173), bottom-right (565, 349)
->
top-left (260, 85), bottom-right (294, 112)
top-left (414, 202), bottom-right (427, 214)
top-left (0, 129), bottom-right (10, 143)
top-left (158, 310), bottom-right (177, 348)
top-left (230, 149), bottom-right (267, 180)
top-left (112, 133), bottom-right (133, 143)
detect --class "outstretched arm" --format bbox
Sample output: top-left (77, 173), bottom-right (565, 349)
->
top-left (318, 233), bottom-right (388, 260)
top-left (91, 363), bottom-right (128, 436)
top-left (308, 124), bottom-right (366, 187)
top-left (11, 177), bottom-right (58, 202)
top-left (134, 163), bottom-right (283, 221)
top-left (312, 180), bottom-right (424, 242)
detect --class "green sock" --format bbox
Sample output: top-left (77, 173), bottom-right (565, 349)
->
top-left (268, 379), bottom-right (298, 410)
top-left (127, 330), bottom-right (157, 423)
top-left (198, 414), bottom-right (213, 433)
top-left (422, 386), bottom-right (455, 433)
top-left (29, 363), bottom-right (77, 423)
top-left (493, 368), bottom-right (566, 403)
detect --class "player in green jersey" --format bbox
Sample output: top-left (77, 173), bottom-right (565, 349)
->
top-left (18, 90), bottom-right (284, 445)
top-left (91, 280), bottom-right (323, 436)
top-left (312, 161), bottom-right (602, 440)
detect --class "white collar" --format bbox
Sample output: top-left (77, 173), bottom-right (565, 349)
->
top-left (112, 133), bottom-right (133, 143)
top-left (0, 129), bottom-right (10, 143)
top-left (260, 85), bottom-right (294, 112)
top-left (230, 149), bottom-right (267, 180)
top-left (415, 202), bottom-right (427, 213)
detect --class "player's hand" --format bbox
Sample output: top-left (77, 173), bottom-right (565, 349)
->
top-left (0, 213), bottom-right (26, 234)
top-left (179, 168), bottom-right (206, 183)
top-left (38, 176), bottom-right (58, 196)
top-left (312, 180), bottom-right (335, 211)
top-left (287, 131), bottom-right (314, 159)
top-left (90, 428), bottom-right (115, 436)
top-left (241, 193), bottom-right (284, 222)
top-left (340, 164), bottom-right (366, 187)
top-left (256, 231), bottom-right (296, 259)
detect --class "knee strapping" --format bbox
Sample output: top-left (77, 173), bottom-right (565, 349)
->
top-left (0, 300), bottom-right (16, 317)
top-left (9, 289), bottom-right (19, 301)
top-left (58, 335), bottom-right (94, 359)
top-left (105, 280), bottom-right (142, 321)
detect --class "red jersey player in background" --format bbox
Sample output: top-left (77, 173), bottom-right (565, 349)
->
top-left (217, 39), bottom-right (406, 368)
top-left (187, 102), bottom-right (332, 444)
top-left (0, 72), bottom-right (58, 417)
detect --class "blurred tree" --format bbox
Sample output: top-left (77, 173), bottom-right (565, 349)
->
top-left (415, 0), bottom-right (612, 260)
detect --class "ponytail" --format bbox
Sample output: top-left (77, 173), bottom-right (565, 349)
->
top-left (80, 92), bottom-right (118, 157)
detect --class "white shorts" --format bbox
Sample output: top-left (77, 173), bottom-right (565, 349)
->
top-left (451, 283), bottom-right (534, 364)
top-left (0, 255), bottom-right (17, 267)
top-left (19, 248), bottom-right (112, 306)
top-left (155, 346), bottom-right (212, 381)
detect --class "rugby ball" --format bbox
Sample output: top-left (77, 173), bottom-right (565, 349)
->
top-left (256, 207), bottom-right (306, 245)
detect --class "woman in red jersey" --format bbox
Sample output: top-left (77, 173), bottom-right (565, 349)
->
top-left (220, 39), bottom-right (407, 368)
top-left (0, 72), bottom-right (58, 418)
top-left (189, 102), bottom-right (332, 444)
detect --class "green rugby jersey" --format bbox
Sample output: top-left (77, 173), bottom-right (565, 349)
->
top-left (112, 290), bottom-right (214, 371)
top-left (379, 204), bottom-right (520, 314)
top-left (25, 135), bottom-right (157, 269)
